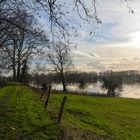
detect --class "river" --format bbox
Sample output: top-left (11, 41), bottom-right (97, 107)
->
top-left (52, 82), bottom-right (140, 99)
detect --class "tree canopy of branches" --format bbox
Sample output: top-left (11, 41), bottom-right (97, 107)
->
top-left (0, 0), bottom-right (134, 42)
top-left (0, 9), bottom-right (48, 81)
top-left (47, 42), bottom-right (72, 91)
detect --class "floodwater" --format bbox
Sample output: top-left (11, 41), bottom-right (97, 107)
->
top-left (52, 82), bottom-right (140, 99)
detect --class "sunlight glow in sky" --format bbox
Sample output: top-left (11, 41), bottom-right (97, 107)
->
top-left (72, 0), bottom-right (140, 72)
top-left (38, 0), bottom-right (140, 72)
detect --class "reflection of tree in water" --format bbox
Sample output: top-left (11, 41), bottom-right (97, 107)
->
top-left (78, 80), bottom-right (87, 90)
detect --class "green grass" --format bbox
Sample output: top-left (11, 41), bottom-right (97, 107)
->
top-left (0, 84), bottom-right (140, 140)
top-left (0, 84), bottom-right (59, 140)
top-left (46, 92), bottom-right (140, 140)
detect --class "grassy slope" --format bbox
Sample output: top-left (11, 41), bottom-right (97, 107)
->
top-left (0, 84), bottom-right (58, 140)
top-left (0, 84), bottom-right (140, 140)
top-left (46, 92), bottom-right (140, 140)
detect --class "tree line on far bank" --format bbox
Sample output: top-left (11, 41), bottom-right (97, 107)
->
top-left (1, 69), bottom-right (140, 97)
top-left (28, 70), bottom-right (140, 85)
top-left (3, 69), bottom-right (137, 97)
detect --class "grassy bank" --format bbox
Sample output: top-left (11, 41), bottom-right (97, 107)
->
top-left (0, 84), bottom-right (58, 140)
top-left (0, 84), bottom-right (140, 140)
top-left (43, 91), bottom-right (140, 140)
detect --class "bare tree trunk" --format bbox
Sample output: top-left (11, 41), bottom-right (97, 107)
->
top-left (17, 31), bottom-right (24, 82)
top-left (62, 80), bottom-right (67, 92)
top-left (61, 72), bottom-right (67, 92)
top-left (12, 45), bottom-right (16, 81)
top-left (13, 64), bottom-right (16, 81)
top-left (17, 58), bottom-right (21, 82)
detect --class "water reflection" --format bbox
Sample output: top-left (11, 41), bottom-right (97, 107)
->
top-left (52, 82), bottom-right (140, 99)
top-left (122, 84), bottom-right (140, 99)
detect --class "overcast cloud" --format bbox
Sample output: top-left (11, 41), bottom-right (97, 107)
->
top-left (72, 0), bottom-right (140, 72)
top-left (37, 0), bottom-right (140, 72)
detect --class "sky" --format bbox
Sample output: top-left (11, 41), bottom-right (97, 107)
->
top-left (38, 0), bottom-right (140, 72)
top-left (72, 0), bottom-right (140, 72)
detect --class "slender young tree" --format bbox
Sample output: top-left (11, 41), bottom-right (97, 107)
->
top-left (47, 42), bottom-right (72, 92)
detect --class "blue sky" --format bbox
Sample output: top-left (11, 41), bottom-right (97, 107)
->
top-left (37, 0), bottom-right (140, 72)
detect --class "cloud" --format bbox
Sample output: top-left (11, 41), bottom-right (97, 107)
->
top-left (133, 57), bottom-right (140, 61)
top-left (74, 63), bottom-right (105, 72)
top-left (36, 0), bottom-right (140, 72)
top-left (72, 50), bottom-right (91, 58)
top-left (76, 0), bottom-right (140, 47)
top-left (88, 52), bottom-right (100, 58)
top-left (72, 42), bottom-right (140, 72)
top-left (72, 50), bottom-right (100, 59)
top-left (74, 1), bottom-right (140, 72)
top-left (87, 62), bottom-right (106, 72)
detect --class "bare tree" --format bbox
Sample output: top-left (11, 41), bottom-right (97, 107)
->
top-left (47, 42), bottom-right (72, 92)
top-left (0, 10), bottom-right (48, 81)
